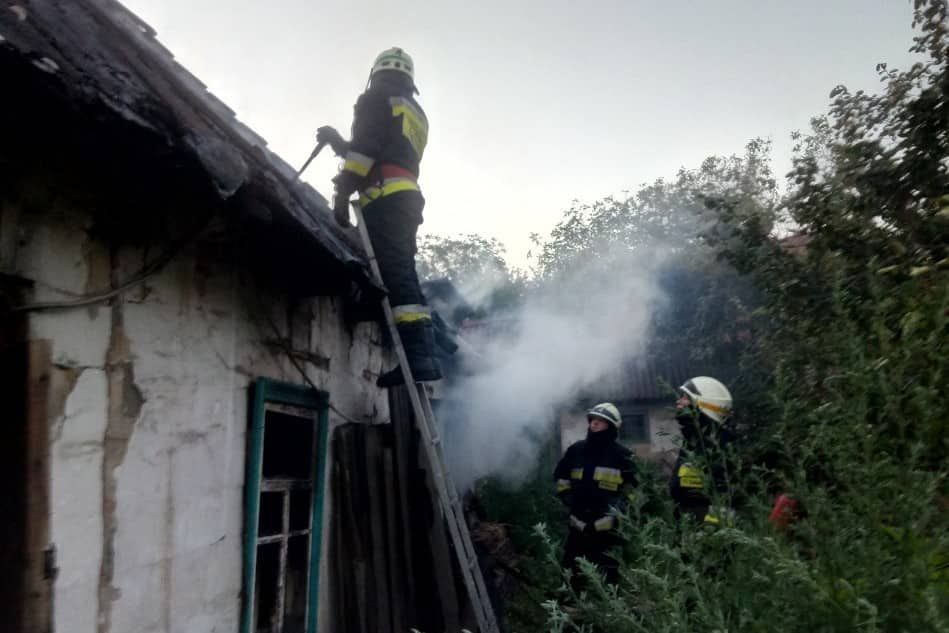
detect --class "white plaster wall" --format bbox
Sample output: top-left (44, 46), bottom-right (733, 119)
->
top-left (647, 405), bottom-right (681, 455)
top-left (10, 202), bottom-right (390, 633)
top-left (50, 369), bottom-right (109, 633)
top-left (18, 205), bottom-right (112, 369)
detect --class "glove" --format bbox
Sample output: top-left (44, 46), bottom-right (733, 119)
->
top-left (333, 190), bottom-right (351, 227)
top-left (331, 171), bottom-right (361, 228)
top-left (316, 126), bottom-right (347, 156)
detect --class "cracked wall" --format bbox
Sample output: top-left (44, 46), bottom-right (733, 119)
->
top-left (8, 198), bottom-right (390, 633)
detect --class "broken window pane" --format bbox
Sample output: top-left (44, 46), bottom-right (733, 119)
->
top-left (283, 535), bottom-right (311, 633)
top-left (262, 411), bottom-right (314, 480)
top-left (254, 542), bottom-right (280, 633)
top-left (289, 489), bottom-right (312, 532)
top-left (258, 492), bottom-right (284, 538)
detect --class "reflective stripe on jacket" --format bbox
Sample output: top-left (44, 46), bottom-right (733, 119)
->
top-left (342, 85), bottom-right (428, 205)
top-left (553, 438), bottom-right (637, 528)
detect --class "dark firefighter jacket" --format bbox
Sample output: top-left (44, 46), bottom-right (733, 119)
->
top-left (669, 418), bottom-right (736, 525)
top-left (339, 76), bottom-right (429, 207)
top-left (554, 434), bottom-right (637, 532)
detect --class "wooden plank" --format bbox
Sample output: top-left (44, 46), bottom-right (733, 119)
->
top-left (428, 504), bottom-right (462, 633)
top-left (388, 388), bottom-right (418, 625)
top-left (24, 339), bottom-right (52, 633)
top-left (330, 442), bottom-right (353, 633)
top-left (333, 426), bottom-right (365, 633)
top-left (365, 429), bottom-right (392, 633)
top-left (390, 385), bottom-right (453, 633)
top-left (345, 424), bottom-right (373, 633)
top-left (399, 386), bottom-right (462, 632)
top-left (352, 426), bottom-right (370, 633)
top-left (382, 445), bottom-right (406, 633)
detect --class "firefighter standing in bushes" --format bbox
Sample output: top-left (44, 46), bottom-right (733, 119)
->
top-left (670, 376), bottom-right (737, 527)
top-left (553, 403), bottom-right (637, 586)
top-left (316, 47), bottom-right (440, 387)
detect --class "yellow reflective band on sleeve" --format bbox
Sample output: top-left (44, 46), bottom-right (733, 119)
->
top-left (343, 151), bottom-right (374, 177)
top-left (594, 516), bottom-right (616, 532)
top-left (677, 463), bottom-right (704, 489)
top-left (392, 303), bottom-right (431, 324)
top-left (594, 467), bottom-right (622, 491)
top-left (703, 513), bottom-right (720, 525)
top-left (556, 479), bottom-right (571, 493)
top-left (570, 468), bottom-right (583, 480)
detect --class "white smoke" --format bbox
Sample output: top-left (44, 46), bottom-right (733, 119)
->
top-left (441, 245), bottom-right (668, 489)
top-left (453, 266), bottom-right (510, 311)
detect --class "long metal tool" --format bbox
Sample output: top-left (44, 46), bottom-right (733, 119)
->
top-left (295, 141), bottom-right (327, 180)
top-left (352, 202), bottom-right (500, 633)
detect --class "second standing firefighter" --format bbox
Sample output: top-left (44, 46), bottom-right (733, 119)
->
top-left (554, 403), bottom-right (637, 586)
top-left (670, 376), bottom-right (736, 526)
top-left (317, 47), bottom-right (440, 386)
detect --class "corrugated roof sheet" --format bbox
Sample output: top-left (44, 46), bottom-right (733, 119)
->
top-left (579, 357), bottom-right (736, 402)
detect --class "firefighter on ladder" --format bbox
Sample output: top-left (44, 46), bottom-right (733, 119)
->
top-left (554, 403), bottom-right (637, 587)
top-left (316, 47), bottom-right (441, 386)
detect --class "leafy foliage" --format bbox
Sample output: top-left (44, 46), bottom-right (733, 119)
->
top-left (529, 138), bottom-right (775, 382)
top-left (416, 232), bottom-right (527, 313)
top-left (480, 2), bottom-right (949, 631)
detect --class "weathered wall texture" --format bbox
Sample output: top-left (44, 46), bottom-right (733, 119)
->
top-left (6, 198), bottom-right (389, 633)
top-left (645, 406), bottom-right (680, 460)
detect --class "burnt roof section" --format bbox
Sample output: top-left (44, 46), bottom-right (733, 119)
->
top-left (0, 0), bottom-right (378, 294)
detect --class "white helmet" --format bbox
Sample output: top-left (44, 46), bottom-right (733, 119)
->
top-left (371, 47), bottom-right (415, 82)
top-left (587, 402), bottom-right (622, 429)
top-left (679, 377), bottom-right (732, 424)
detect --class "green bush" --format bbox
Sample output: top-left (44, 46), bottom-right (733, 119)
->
top-left (491, 2), bottom-right (949, 631)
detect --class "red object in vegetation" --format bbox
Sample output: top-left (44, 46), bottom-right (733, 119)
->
top-left (768, 494), bottom-right (799, 529)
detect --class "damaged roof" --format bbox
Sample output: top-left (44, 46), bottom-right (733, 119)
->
top-left (579, 357), bottom-right (736, 403)
top-left (0, 0), bottom-right (377, 293)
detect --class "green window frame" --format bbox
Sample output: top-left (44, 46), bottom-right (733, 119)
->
top-left (241, 378), bottom-right (329, 633)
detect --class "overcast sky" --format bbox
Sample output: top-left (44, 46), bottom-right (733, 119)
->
top-left (124, 0), bottom-right (921, 266)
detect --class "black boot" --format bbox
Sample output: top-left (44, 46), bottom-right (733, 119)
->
top-left (377, 320), bottom-right (443, 387)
